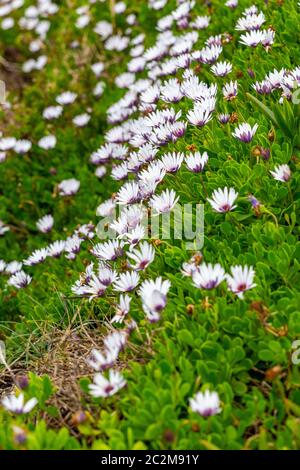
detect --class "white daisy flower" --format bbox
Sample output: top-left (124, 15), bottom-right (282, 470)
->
top-left (161, 78), bottom-right (183, 103)
top-left (262, 28), bottom-right (275, 49)
top-left (192, 263), bottom-right (226, 289)
top-left (222, 80), bottom-right (238, 100)
top-left (77, 224), bottom-right (95, 240)
top-left (88, 370), bottom-right (126, 398)
top-left (226, 0), bottom-right (238, 9)
top-left (191, 15), bottom-right (210, 30)
top-left (24, 248), bottom-right (48, 266)
top-left (111, 294), bottom-right (131, 323)
top-left (93, 81), bottom-right (106, 97)
top-left (1, 17), bottom-right (14, 30)
top-left (97, 262), bottom-right (118, 286)
top-left (138, 161), bottom-right (165, 186)
top-left (94, 166), bottom-right (107, 179)
top-left (76, 13), bottom-right (90, 29)
top-left (187, 105), bottom-right (213, 127)
top-left (186, 151), bottom-right (208, 173)
top-left (36, 214), bottom-right (54, 233)
top-left (91, 62), bottom-right (104, 77)
top-left (116, 182), bottom-right (140, 205)
top-left (0, 137), bottom-right (16, 151)
top-left (87, 347), bottom-right (118, 372)
top-left (127, 242), bottom-right (155, 271)
top-left (226, 265), bottom-right (256, 298)
top-left (56, 91), bottom-right (77, 105)
top-left (218, 113), bottom-right (230, 124)
top-left (22, 59), bottom-right (37, 73)
top-left (104, 331), bottom-right (127, 354)
top-left (64, 235), bottom-right (82, 259)
top-left (114, 2), bottom-right (127, 14)
top-left (207, 187), bottom-right (238, 213)
top-left (0, 220), bottom-right (9, 236)
top-left (0, 260), bottom-right (6, 273)
top-left (58, 178), bottom-right (80, 196)
top-left (2, 393), bottom-right (37, 414)
top-left (211, 61), bottom-right (232, 77)
top-left (72, 113), bottom-right (90, 127)
top-left (270, 164), bottom-right (291, 182)
top-left (125, 224), bottom-right (146, 246)
top-left (190, 390), bottom-right (221, 417)
top-left (8, 271), bottom-right (32, 289)
top-left (96, 199), bottom-right (116, 217)
top-left (149, 189), bottom-right (179, 215)
top-left (29, 39), bottom-right (43, 52)
top-left (47, 240), bottom-right (66, 258)
top-left (84, 274), bottom-right (107, 300)
top-left (38, 135), bottom-right (57, 149)
top-left (113, 271), bottom-right (140, 292)
top-left (139, 277), bottom-right (171, 322)
top-left (239, 30), bottom-right (265, 47)
top-left (267, 68), bottom-right (285, 89)
top-left (94, 20), bottom-right (113, 39)
top-left (91, 240), bottom-right (123, 261)
top-left (5, 261), bottom-right (23, 275)
top-left (161, 152), bottom-right (184, 173)
top-left (236, 12), bottom-right (265, 31)
top-left (140, 84), bottom-right (161, 104)
top-left (43, 105), bottom-right (63, 120)
top-left (14, 139), bottom-right (32, 154)
top-left (105, 35), bottom-right (129, 52)
top-left (115, 72), bottom-right (135, 89)
top-left (232, 123), bottom-right (258, 143)
top-left (111, 162), bottom-right (129, 181)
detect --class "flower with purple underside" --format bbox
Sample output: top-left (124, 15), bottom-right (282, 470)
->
top-left (2, 393), bottom-right (38, 414)
top-left (207, 187), bottom-right (238, 213)
top-left (270, 164), bottom-right (291, 182)
top-left (186, 151), bottom-right (208, 173)
top-left (232, 123), bottom-right (258, 143)
top-left (192, 263), bottom-right (226, 290)
top-left (190, 390), bottom-right (221, 417)
top-left (226, 265), bottom-right (256, 298)
top-left (88, 370), bottom-right (126, 398)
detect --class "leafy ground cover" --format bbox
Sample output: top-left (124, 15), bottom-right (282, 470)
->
top-left (0, 0), bottom-right (300, 450)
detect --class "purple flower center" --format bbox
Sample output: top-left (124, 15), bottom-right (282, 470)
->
top-left (205, 280), bottom-right (218, 289)
top-left (101, 277), bottom-right (112, 286)
top-left (237, 283), bottom-right (247, 292)
top-left (138, 260), bottom-right (149, 270)
top-left (221, 204), bottom-right (231, 212)
top-left (201, 408), bottom-right (216, 417)
top-left (104, 385), bottom-right (115, 395)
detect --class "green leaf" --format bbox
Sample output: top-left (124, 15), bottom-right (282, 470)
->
top-left (246, 93), bottom-right (278, 126)
top-left (258, 350), bottom-right (275, 362)
top-left (177, 329), bottom-right (194, 347)
top-left (145, 423), bottom-right (162, 440)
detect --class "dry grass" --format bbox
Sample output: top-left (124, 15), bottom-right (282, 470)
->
top-left (0, 319), bottom-right (113, 425)
top-left (0, 303), bottom-right (151, 434)
top-left (0, 324), bottom-right (105, 428)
